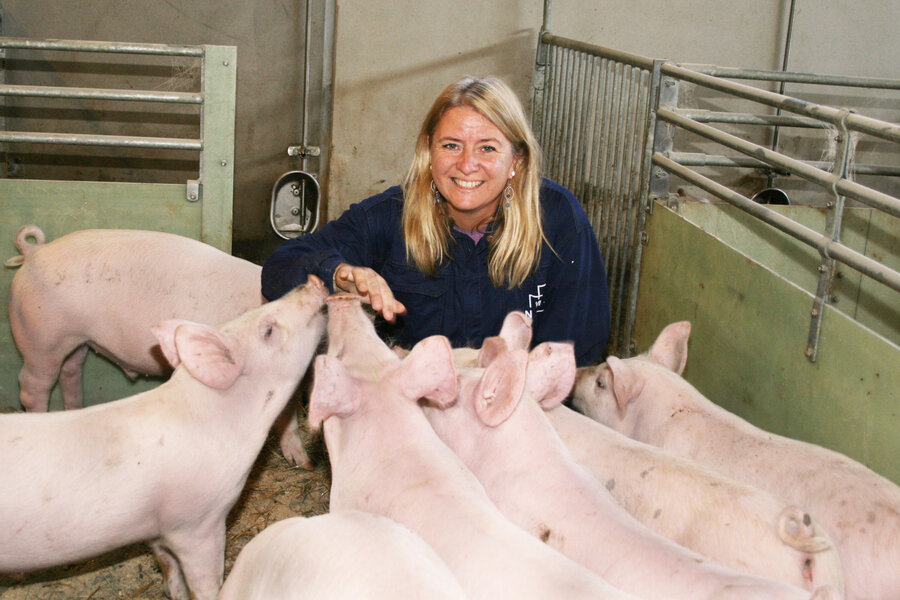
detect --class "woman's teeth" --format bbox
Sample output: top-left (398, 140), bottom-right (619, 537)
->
top-left (453, 179), bottom-right (482, 189)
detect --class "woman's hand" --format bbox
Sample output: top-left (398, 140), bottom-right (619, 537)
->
top-left (333, 263), bottom-right (407, 322)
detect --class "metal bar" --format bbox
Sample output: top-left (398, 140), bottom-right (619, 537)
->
top-left (677, 64), bottom-right (900, 90)
top-left (541, 33), bottom-right (655, 71)
top-left (675, 108), bottom-right (829, 128)
top-left (652, 152), bottom-right (900, 293)
top-left (0, 37), bottom-right (204, 56)
top-left (0, 83), bottom-right (202, 104)
top-left (668, 151), bottom-right (900, 176)
top-left (625, 59), bottom-right (666, 356)
top-left (0, 130), bottom-right (201, 150)
top-left (661, 63), bottom-right (900, 143)
top-left (657, 107), bottom-right (900, 217)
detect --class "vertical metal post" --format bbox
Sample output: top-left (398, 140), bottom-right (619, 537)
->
top-left (806, 109), bottom-right (853, 361)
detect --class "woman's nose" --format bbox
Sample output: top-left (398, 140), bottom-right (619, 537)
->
top-left (457, 148), bottom-right (478, 173)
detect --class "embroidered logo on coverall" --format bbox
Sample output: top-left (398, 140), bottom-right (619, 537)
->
top-left (525, 284), bottom-right (546, 320)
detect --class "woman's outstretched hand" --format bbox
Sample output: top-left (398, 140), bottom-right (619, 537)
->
top-left (333, 263), bottom-right (407, 322)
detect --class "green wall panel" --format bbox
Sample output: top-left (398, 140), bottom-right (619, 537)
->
top-left (1, 179), bottom-right (202, 410)
top-left (634, 203), bottom-right (900, 485)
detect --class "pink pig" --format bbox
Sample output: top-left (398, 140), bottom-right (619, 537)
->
top-left (546, 404), bottom-right (844, 594)
top-left (572, 320), bottom-right (900, 600)
top-left (7, 225), bottom-right (312, 467)
top-left (308, 294), bottom-right (637, 600)
top-left (429, 331), bottom-right (838, 600)
top-left (218, 510), bottom-right (468, 600)
top-left (0, 278), bottom-right (328, 600)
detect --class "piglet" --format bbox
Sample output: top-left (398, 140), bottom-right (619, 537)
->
top-left (546, 404), bottom-right (844, 594)
top-left (7, 225), bottom-right (312, 467)
top-left (0, 278), bottom-right (328, 600)
top-left (218, 510), bottom-right (467, 600)
top-left (428, 335), bottom-right (836, 600)
top-left (467, 312), bottom-right (843, 593)
top-left (308, 294), bottom-right (637, 600)
top-left (572, 320), bottom-right (899, 600)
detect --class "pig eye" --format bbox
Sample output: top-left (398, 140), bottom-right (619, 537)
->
top-left (264, 324), bottom-right (274, 338)
top-left (595, 376), bottom-right (605, 389)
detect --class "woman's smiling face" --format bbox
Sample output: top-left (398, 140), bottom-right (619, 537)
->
top-left (429, 105), bottom-right (518, 230)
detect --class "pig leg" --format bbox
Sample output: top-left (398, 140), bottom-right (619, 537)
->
top-left (148, 540), bottom-right (191, 600)
top-left (58, 344), bottom-right (89, 410)
top-left (274, 402), bottom-right (313, 469)
top-left (17, 356), bottom-right (62, 412)
top-left (160, 526), bottom-right (226, 600)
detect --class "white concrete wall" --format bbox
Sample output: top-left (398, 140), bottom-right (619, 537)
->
top-left (1, 1), bottom-right (895, 246)
top-left (327, 0), bottom-right (899, 217)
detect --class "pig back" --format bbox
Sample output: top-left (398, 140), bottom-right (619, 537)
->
top-left (12, 228), bottom-right (264, 376)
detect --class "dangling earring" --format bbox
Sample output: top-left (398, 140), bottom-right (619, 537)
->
top-left (430, 180), bottom-right (442, 203)
top-left (503, 180), bottom-right (514, 209)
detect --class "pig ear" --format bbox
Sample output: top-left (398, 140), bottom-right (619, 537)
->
top-left (648, 321), bottom-right (691, 375)
top-left (170, 323), bottom-right (244, 390)
top-left (606, 356), bottom-right (643, 411)
top-left (395, 335), bottom-right (458, 407)
top-left (476, 336), bottom-right (508, 368)
top-left (151, 319), bottom-right (188, 368)
top-left (474, 348), bottom-right (529, 427)
top-left (308, 354), bottom-right (359, 430)
top-left (526, 342), bottom-right (576, 410)
top-left (498, 311), bottom-right (532, 350)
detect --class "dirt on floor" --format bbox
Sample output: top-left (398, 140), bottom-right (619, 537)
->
top-left (0, 422), bottom-right (332, 600)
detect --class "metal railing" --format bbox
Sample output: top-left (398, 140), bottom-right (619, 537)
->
top-left (532, 31), bottom-right (900, 360)
top-left (0, 36), bottom-right (237, 250)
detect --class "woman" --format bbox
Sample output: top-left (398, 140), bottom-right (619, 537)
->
top-left (262, 76), bottom-right (610, 366)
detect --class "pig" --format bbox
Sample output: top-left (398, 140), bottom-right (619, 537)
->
top-left (546, 404), bottom-right (844, 594)
top-left (467, 312), bottom-right (843, 593)
top-left (572, 320), bottom-right (900, 600)
top-left (428, 332), bottom-right (838, 600)
top-left (0, 278), bottom-right (328, 600)
top-left (308, 294), bottom-right (639, 600)
top-left (7, 225), bottom-right (313, 468)
top-left (218, 510), bottom-right (468, 600)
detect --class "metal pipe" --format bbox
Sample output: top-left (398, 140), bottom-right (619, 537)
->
top-left (677, 65), bottom-right (900, 90)
top-left (675, 108), bottom-right (829, 128)
top-left (657, 107), bottom-right (900, 217)
top-left (540, 33), bottom-right (655, 71)
top-left (652, 152), bottom-right (900, 294)
top-left (668, 151), bottom-right (900, 176)
top-left (0, 130), bottom-right (201, 150)
top-left (661, 63), bottom-right (900, 144)
top-left (0, 37), bottom-right (203, 56)
top-left (0, 84), bottom-right (202, 104)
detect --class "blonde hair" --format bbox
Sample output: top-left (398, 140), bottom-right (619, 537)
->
top-left (401, 76), bottom-right (545, 289)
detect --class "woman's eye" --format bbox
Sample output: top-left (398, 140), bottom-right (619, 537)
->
top-left (481, 145), bottom-right (497, 153)
top-left (442, 142), bottom-right (459, 150)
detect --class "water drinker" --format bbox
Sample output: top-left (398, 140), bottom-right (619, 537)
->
top-left (270, 170), bottom-right (320, 239)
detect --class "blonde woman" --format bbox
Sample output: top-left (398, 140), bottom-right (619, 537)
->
top-left (262, 76), bottom-right (610, 365)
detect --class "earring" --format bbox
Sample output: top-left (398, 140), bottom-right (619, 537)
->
top-left (430, 180), bottom-right (442, 203)
top-left (503, 181), bottom-right (513, 209)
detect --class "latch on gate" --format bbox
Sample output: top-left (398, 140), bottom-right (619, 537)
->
top-left (186, 179), bottom-right (201, 202)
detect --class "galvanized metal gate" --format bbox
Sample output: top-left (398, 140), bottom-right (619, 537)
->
top-left (532, 31), bottom-right (900, 359)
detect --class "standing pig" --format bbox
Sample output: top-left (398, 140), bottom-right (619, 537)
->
top-left (572, 320), bottom-right (900, 600)
top-left (427, 335), bottom-right (837, 600)
top-left (7, 225), bottom-right (312, 467)
top-left (308, 294), bottom-right (638, 600)
top-left (0, 278), bottom-right (328, 600)
top-left (218, 511), bottom-right (468, 600)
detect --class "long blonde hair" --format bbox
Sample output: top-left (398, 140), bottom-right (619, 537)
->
top-left (401, 76), bottom-right (545, 289)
